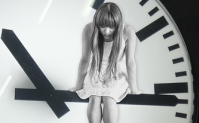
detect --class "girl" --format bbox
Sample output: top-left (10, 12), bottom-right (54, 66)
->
top-left (70, 2), bottom-right (142, 123)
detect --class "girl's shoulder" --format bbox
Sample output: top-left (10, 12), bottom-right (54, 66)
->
top-left (86, 22), bottom-right (94, 32)
top-left (83, 22), bottom-right (94, 38)
top-left (123, 23), bottom-right (136, 40)
top-left (123, 23), bottom-right (135, 35)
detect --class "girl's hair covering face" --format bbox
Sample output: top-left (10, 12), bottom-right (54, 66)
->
top-left (95, 2), bottom-right (122, 29)
top-left (90, 2), bottom-right (123, 79)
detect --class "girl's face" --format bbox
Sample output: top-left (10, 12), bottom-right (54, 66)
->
top-left (99, 27), bottom-right (115, 39)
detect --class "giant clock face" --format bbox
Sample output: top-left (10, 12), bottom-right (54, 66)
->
top-left (0, 0), bottom-right (194, 123)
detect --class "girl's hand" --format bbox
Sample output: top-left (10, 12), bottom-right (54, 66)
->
top-left (68, 87), bottom-right (82, 92)
top-left (129, 88), bottom-right (142, 95)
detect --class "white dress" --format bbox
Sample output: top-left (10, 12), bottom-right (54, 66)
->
top-left (76, 23), bottom-right (131, 102)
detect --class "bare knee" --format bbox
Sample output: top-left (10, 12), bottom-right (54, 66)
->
top-left (87, 96), bottom-right (102, 123)
top-left (102, 96), bottom-right (116, 106)
top-left (89, 95), bottom-right (102, 106)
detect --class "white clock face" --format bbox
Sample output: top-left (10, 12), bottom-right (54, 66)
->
top-left (0, 0), bottom-right (194, 123)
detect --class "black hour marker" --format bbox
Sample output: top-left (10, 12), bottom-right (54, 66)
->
top-left (136, 16), bottom-right (169, 42)
top-left (168, 44), bottom-right (180, 51)
top-left (172, 57), bottom-right (184, 64)
top-left (176, 112), bottom-right (187, 118)
top-left (175, 71), bottom-right (187, 77)
top-left (92, 0), bottom-right (105, 10)
top-left (163, 31), bottom-right (174, 39)
top-left (15, 89), bottom-right (187, 106)
top-left (178, 99), bottom-right (188, 104)
top-left (1, 29), bottom-right (69, 118)
top-left (154, 82), bottom-right (188, 94)
top-left (148, 7), bottom-right (159, 16)
top-left (139, 0), bottom-right (148, 6)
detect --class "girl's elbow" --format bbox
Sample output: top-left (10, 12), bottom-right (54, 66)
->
top-left (126, 61), bottom-right (135, 67)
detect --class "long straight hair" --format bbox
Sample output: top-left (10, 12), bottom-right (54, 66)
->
top-left (89, 2), bottom-right (123, 79)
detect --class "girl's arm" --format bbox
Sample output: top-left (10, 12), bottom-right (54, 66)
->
top-left (125, 25), bottom-right (142, 94)
top-left (72, 24), bottom-right (91, 91)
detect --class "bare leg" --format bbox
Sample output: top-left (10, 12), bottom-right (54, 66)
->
top-left (87, 95), bottom-right (102, 123)
top-left (102, 96), bottom-right (118, 123)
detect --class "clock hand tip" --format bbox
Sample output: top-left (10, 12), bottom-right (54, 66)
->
top-left (1, 28), bottom-right (12, 32)
top-left (1, 28), bottom-right (14, 39)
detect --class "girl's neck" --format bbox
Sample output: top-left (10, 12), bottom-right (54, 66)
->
top-left (103, 35), bottom-right (113, 42)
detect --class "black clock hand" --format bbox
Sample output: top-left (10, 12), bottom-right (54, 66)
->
top-left (15, 88), bottom-right (188, 106)
top-left (139, 0), bottom-right (149, 6)
top-left (1, 29), bottom-right (69, 118)
top-left (92, 0), bottom-right (105, 10)
top-left (1, 29), bottom-right (54, 89)
top-left (136, 16), bottom-right (169, 42)
top-left (155, 82), bottom-right (188, 94)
